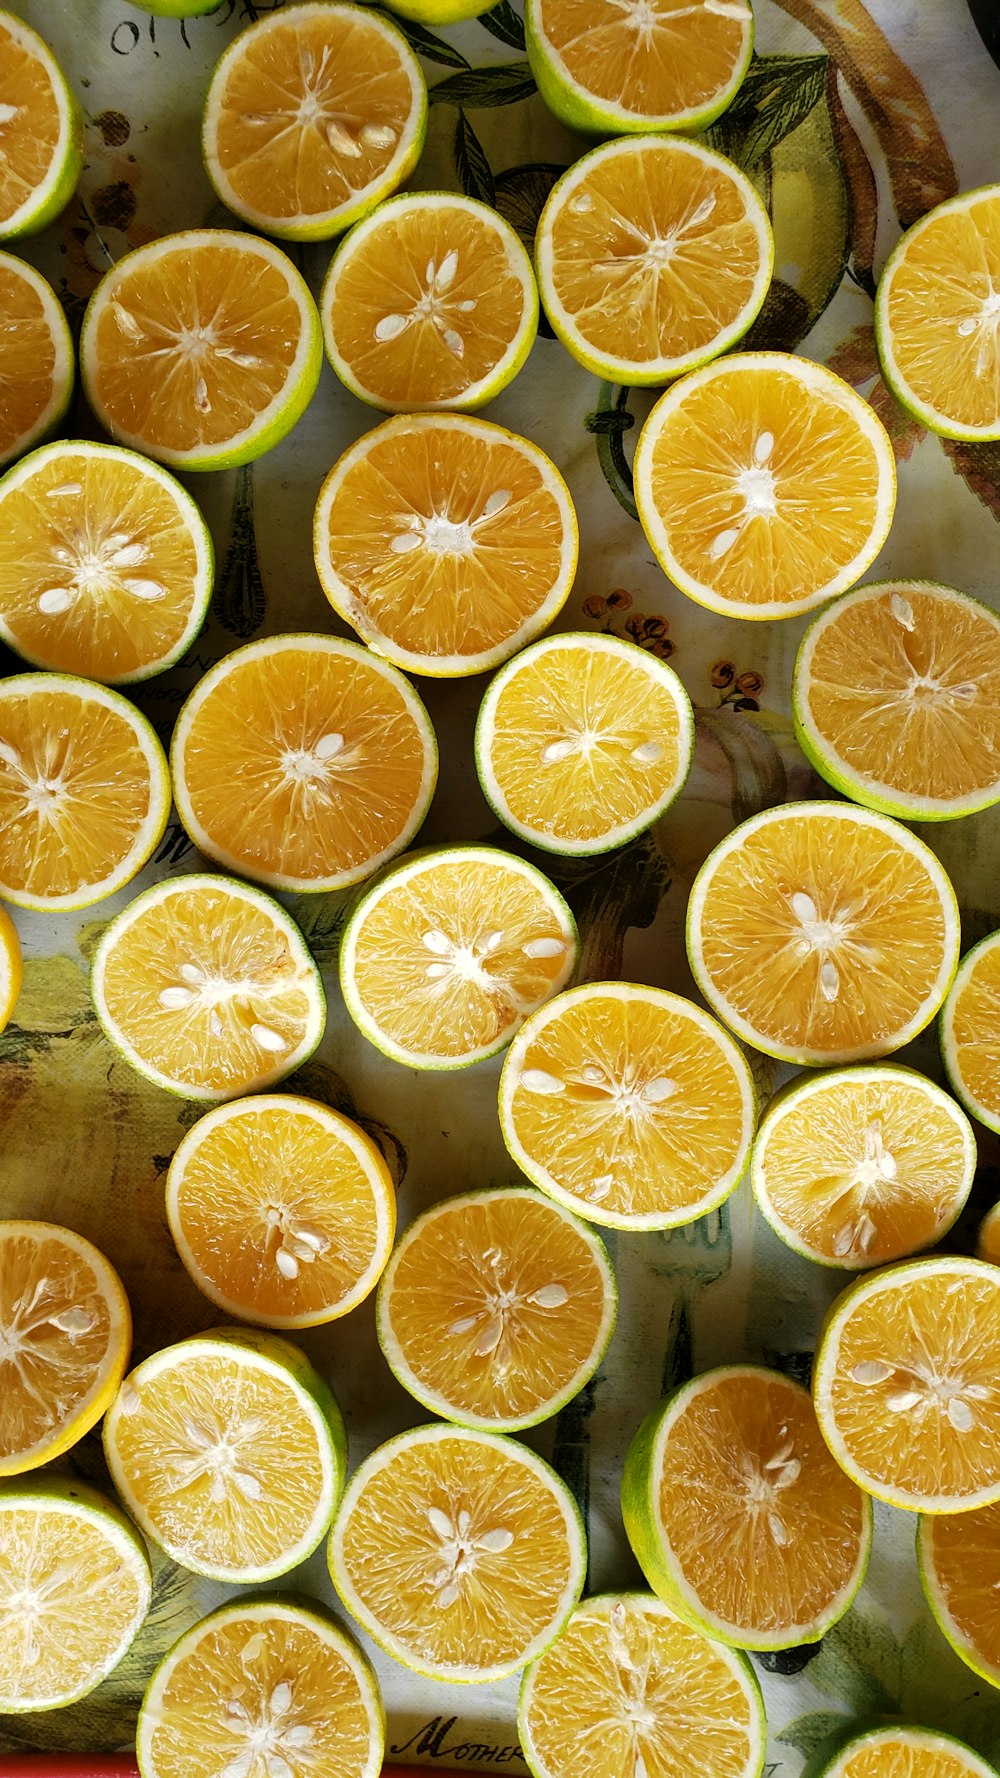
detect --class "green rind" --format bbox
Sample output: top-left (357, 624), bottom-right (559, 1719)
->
top-left (383, 0), bottom-right (492, 18)
top-left (126, 0), bottom-right (220, 13)
top-left (916, 1515), bottom-right (1000, 1694)
top-left (0, 22), bottom-right (84, 240)
top-left (802, 1722), bottom-right (1000, 1778)
top-left (0, 1474), bottom-right (152, 1712)
top-left (940, 931), bottom-right (1000, 1135)
top-left (0, 257), bottom-right (75, 470)
top-left (978, 1200), bottom-right (1000, 1263)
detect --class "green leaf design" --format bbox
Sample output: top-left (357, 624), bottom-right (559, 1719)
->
top-left (372, 8), bottom-right (469, 68)
top-left (585, 383), bottom-right (638, 522)
top-left (695, 709), bottom-right (787, 824)
top-left (430, 60), bottom-right (537, 109)
top-left (454, 110), bottom-right (496, 204)
top-left (214, 463), bottom-right (266, 640)
top-left (778, 1711), bottom-right (851, 1760)
top-left (479, 0), bottom-right (526, 49)
top-left (708, 51), bottom-right (829, 170)
top-left (493, 161), bottom-right (566, 248)
top-left (805, 1605), bottom-right (902, 1716)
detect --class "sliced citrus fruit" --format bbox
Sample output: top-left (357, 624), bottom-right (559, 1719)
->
top-left (622, 1365), bottom-right (871, 1650)
top-left (104, 1327), bottom-right (346, 1583)
top-left (0, 1221), bottom-right (130, 1476)
top-left (750, 1064), bottom-right (977, 1269)
top-left (384, 0), bottom-right (492, 19)
top-left (137, 1595), bottom-right (385, 1778)
top-left (80, 229), bottom-right (322, 471)
top-left (328, 1422), bottom-right (586, 1681)
top-left (0, 901), bottom-right (21, 1036)
top-left (203, 3), bottom-right (427, 243)
top-left (535, 136), bottom-right (772, 384)
top-left (812, 1256), bottom-right (1000, 1512)
top-left (519, 1593), bottom-right (765, 1778)
top-left (166, 1093), bottom-right (397, 1329)
top-left (919, 1501), bottom-right (1000, 1691)
top-left (375, 1186), bottom-right (616, 1431)
top-left (321, 192), bottom-right (538, 412)
top-left (811, 1726), bottom-right (999, 1778)
top-left (686, 802), bottom-right (960, 1066)
top-left (499, 982), bottom-right (755, 1232)
top-left (978, 1202), bottom-right (1000, 1264)
top-left (875, 184), bottom-right (1000, 441)
top-left (793, 581), bottom-right (1000, 820)
top-left (314, 414), bottom-right (577, 677)
top-left (634, 352), bottom-right (896, 620)
top-left (0, 672), bottom-right (170, 910)
top-left (475, 632), bottom-right (693, 855)
top-left (0, 252), bottom-right (73, 469)
top-left (524, 0), bottom-right (753, 135)
top-left (0, 1475), bottom-right (151, 1712)
top-left (0, 12), bottom-right (82, 239)
top-left (941, 932), bottom-right (1000, 1134)
top-left (171, 634), bottom-right (437, 892)
top-left (91, 873), bottom-right (325, 1100)
top-left (340, 845), bottom-right (578, 1069)
top-left (0, 441), bottom-right (213, 683)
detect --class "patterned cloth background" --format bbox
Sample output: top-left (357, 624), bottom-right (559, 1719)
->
top-left (3, 0), bottom-right (1000, 1764)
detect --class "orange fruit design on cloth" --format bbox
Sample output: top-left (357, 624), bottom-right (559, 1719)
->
top-left (0, 252), bottom-right (72, 468)
top-left (0, 11), bottom-right (82, 239)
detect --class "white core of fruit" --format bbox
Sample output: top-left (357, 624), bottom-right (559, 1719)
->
top-left (389, 487), bottom-right (512, 560)
top-left (426, 1505), bottom-right (515, 1609)
top-left (848, 1353), bottom-right (991, 1433)
top-left (219, 1674), bottom-right (316, 1778)
top-left (36, 523), bottom-right (168, 617)
top-left (373, 249), bottom-right (478, 375)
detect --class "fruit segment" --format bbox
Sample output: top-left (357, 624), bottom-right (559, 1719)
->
top-left (0, 252), bottom-right (73, 468)
top-left (0, 12), bottom-right (81, 239)
top-left (941, 931), bottom-right (1000, 1133)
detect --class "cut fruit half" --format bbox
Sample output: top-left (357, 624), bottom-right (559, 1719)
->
top-left (475, 632), bottom-right (694, 855)
top-left (340, 846), bottom-right (578, 1069)
top-left (321, 193), bottom-right (538, 412)
top-left (376, 1187), bottom-right (616, 1430)
top-left (91, 873), bottom-right (325, 1100)
top-left (750, 1064), bottom-right (977, 1269)
top-left (535, 136), bottom-right (772, 384)
top-left (524, 0), bottom-right (753, 136)
top-left (0, 441), bottom-right (213, 683)
top-left (810, 1726), bottom-right (999, 1778)
top-left (202, 3), bottom-right (427, 242)
top-left (793, 581), bottom-right (1000, 820)
top-left (499, 981), bottom-right (755, 1232)
top-left (812, 1256), bottom-right (1000, 1513)
top-left (621, 1366), bottom-right (871, 1650)
top-left (126, 0), bottom-right (219, 12)
top-left (634, 352), bottom-right (896, 620)
top-left (0, 672), bottom-right (171, 909)
top-left (875, 184), bottom-right (1000, 441)
top-left (0, 902), bottom-right (21, 1036)
top-left (103, 1328), bottom-right (346, 1583)
top-left (941, 932), bottom-right (1000, 1134)
top-left (0, 1476), bottom-right (151, 1712)
top-left (686, 802), bottom-right (960, 1066)
top-left (0, 252), bottom-right (73, 469)
top-left (919, 1501), bottom-right (1000, 1691)
top-left (80, 230), bottom-right (322, 471)
top-left (314, 413), bottom-right (576, 677)
top-left (166, 1093), bottom-right (397, 1328)
top-left (978, 1202), bottom-right (1000, 1264)
top-left (328, 1422), bottom-right (586, 1681)
top-left (519, 1593), bottom-right (765, 1778)
top-left (0, 1221), bottom-right (131, 1476)
top-left (171, 633), bottom-right (437, 891)
top-left (384, 0), bottom-right (492, 18)
top-left (137, 1595), bottom-right (385, 1778)
top-left (0, 12), bottom-right (82, 238)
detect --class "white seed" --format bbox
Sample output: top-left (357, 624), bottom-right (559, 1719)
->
top-left (422, 929), bottom-right (452, 955)
top-left (857, 1214), bottom-right (878, 1251)
top-left (251, 1024), bottom-right (288, 1052)
top-left (287, 1220), bottom-right (329, 1252)
top-left (390, 531), bottom-right (422, 554)
top-left (0, 740), bottom-right (22, 772)
top-left (709, 526), bottom-right (741, 558)
top-left (50, 1306), bottom-right (96, 1336)
top-left (480, 488), bottom-right (511, 520)
top-left (223, 351), bottom-right (262, 369)
top-left (641, 1076), bottom-right (677, 1104)
top-left (118, 1381), bottom-right (141, 1416)
top-left (690, 191), bottom-right (718, 227)
top-left (45, 483), bottom-right (83, 497)
top-left (326, 118), bottom-right (362, 156)
top-left (635, 1754), bottom-right (649, 1778)
top-left (0, 104), bottom-right (19, 125)
top-left (476, 1526), bottom-right (514, 1553)
top-left (275, 1247), bottom-right (299, 1280)
top-left (449, 1315), bottom-right (478, 1335)
top-left (530, 1284), bottom-right (569, 1308)
top-left (890, 592), bottom-right (915, 631)
top-left (284, 1727), bottom-right (314, 1748)
top-left (791, 890), bottom-right (818, 924)
top-left (957, 317), bottom-right (977, 337)
top-left (375, 312), bottom-right (409, 343)
top-left (772, 1457), bottom-right (801, 1489)
top-left (108, 542), bottom-right (147, 568)
top-left (887, 1390), bottom-right (923, 1412)
top-left (768, 1513), bottom-right (789, 1546)
top-left (225, 1699), bottom-right (251, 1720)
top-left (764, 1443), bottom-right (794, 1469)
top-left (569, 190), bottom-right (593, 214)
top-left (589, 1174), bottom-right (614, 1201)
top-left (180, 962), bottom-right (204, 984)
top-left (359, 123), bottom-right (397, 151)
top-left (541, 738), bottom-right (577, 764)
top-left (475, 1313), bottom-right (505, 1356)
top-left (38, 587), bottom-right (74, 615)
top-left (631, 740), bottom-right (662, 764)
top-left (436, 250), bottom-right (459, 290)
top-left (754, 430), bottom-right (775, 464)
top-left (124, 578), bottom-right (168, 601)
top-left (195, 376), bottom-right (211, 414)
top-left (428, 1506), bottom-right (454, 1539)
top-left (441, 328), bottom-right (465, 358)
top-left (268, 1758), bottom-right (294, 1778)
top-left (184, 1418), bottom-right (215, 1449)
top-left (425, 962), bottom-right (450, 979)
top-left (834, 1222), bottom-right (858, 1257)
top-left (705, 0), bottom-right (752, 16)
top-left (221, 1756), bottom-right (253, 1778)
top-left (270, 1680), bottom-right (293, 1715)
top-left (852, 1359), bottom-right (892, 1385)
top-left (159, 985), bottom-right (196, 1010)
top-left (948, 1397), bottom-right (975, 1432)
top-left (113, 302), bottom-right (143, 338)
top-left (314, 732), bottom-right (345, 760)
top-left (479, 929), bottom-right (505, 955)
top-left (819, 959), bottom-right (840, 1002)
top-left (240, 1633), bottom-right (266, 1665)
top-left (519, 1068), bottom-right (565, 1096)
top-left (523, 936), bottom-right (566, 958)
top-left (231, 1469), bottom-right (263, 1501)
top-left (435, 1581), bottom-right (461, 1608)
top-left (210, 1010), bottom-right (225, 1038)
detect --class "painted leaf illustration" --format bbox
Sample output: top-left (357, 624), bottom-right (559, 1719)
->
top-left (826, 62), bottom-right (878, 294)
top-left (804, 1604), bottom-right (902, 1715)
top-left (943, 436), bottom-right (1000, 522)
top-left (778, 1711), bottom-right (852, 1760)
top-left (214, 463), bottom-right (266, 639)
top-left (493, 161), bottom-right (567, 249)
top-left (696, 709), bottom-right (788, 825)
top-left (708, 51), bottom-right (829, 169)
top-left (479, 0), bottom-right (526, 49)
top-left (585, 383), bottom-right (638, 521)
top-left (454, 110), bottom-right (495, 205)
top-left (429, 60), bottom-right (537, 108)
top-left (374, 9), bottom-right (469, 69)
top-left (827, 325), bottom-right (925, 463)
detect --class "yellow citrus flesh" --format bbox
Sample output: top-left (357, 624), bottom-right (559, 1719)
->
top-left (171, 635), bottom-right (437, 891)
top-left (823, 1729), bottom-right (998, 1778)
top-left (0, 14), bottom-right (75, 237)
top-left (323, 194), bottom-right (537, 411)
top-left (978, 1203), bottom-right (1000, 1263)
top-left (0, 253), bottom-right (71, 467)
top-left (314, 415), bottom-right (576, 677)
top-left (0, 901), bottom-right (21, 1034)
top-left (519, 1594), bottom-right (765, 1778)
top-left (877, 186), bottom-right (1000, 439)
top-left (104, 1332), bottom-right (344, 1582)
top-left (92, 875), bottom-right (324, 1099)
top-left (81, 231), bottom-right (320, 469)
top-left (0, 1480), bottom-right (151, 1712)
top-left (633, 1369), bottom-right (870, 1646)
top-left (536, 137), bottom-right (772, 381)
top-left (0, 442), bottom-right (212, 682)
top-left (500, 983), bottom-right (755, 1231)
top-left (341, 848), bottom-right (577, 1068)
top-left (795, 583), bottom-right (1000, 817)
top-left (203, 3), bottom-right (426, 241)
top-left (527, 0), bottom-right (752, 129)
top-left (166, 1094), bottom-right (397, 1329)
top-left (687, 803), bottom-right (959, 1066)
top-left (634, 353), bottom-right (896, 620)
top-left (0, 674), bottom-right (169, 909)
top-left (329, 1424), bottom-right (585, 1680)
top-left (0, 1222), bottom-right (131, 1476)
top-left (751, 1066), bottom-right (976, 1268)
top-left (941, 933), bottom-right (1000, 1133)
top-left (476, 633), bottom-right (693, 854)
top-left (376, 1188), bottom-right (615, 1430)
top-left (920, 1501), bottom-right (1000, 1689)
top-left (813, 1258), bottom-right (1000, 1512)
